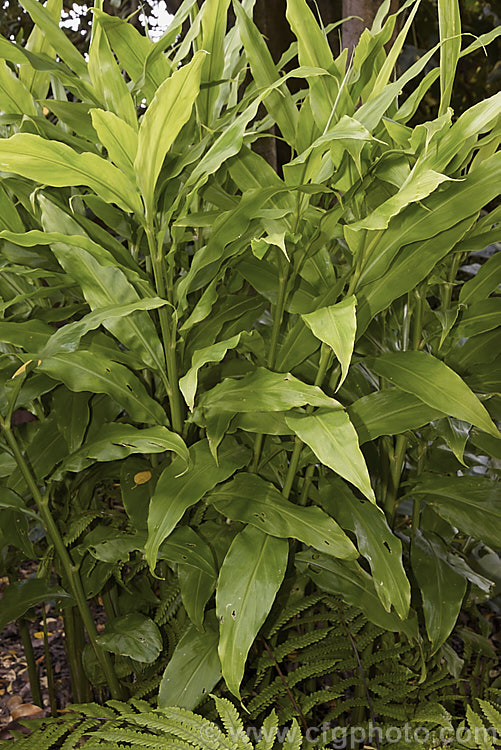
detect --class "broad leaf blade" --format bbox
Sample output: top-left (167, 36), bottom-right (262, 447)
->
top-left (368, 351), bottom-right (499, 438)
top-left (96, 613), bottom-right (162, 663)
top-left (216, 525), bottom-right (288, 698)
top-left (135, 50), bottom-right (206, 214)
top-left (0, 579), bottom-right (73, 631)
top-left (319, 479), bottom-right (410, 619)
top-left (411, 530), bottom-right (466, 652)
top-left (209, 473), bottom-right (357, 559)
top-left (301, 297), bottom-right (357, 389)
top-left (200, 368), bottom-right (339, 412)
top-left (286, 408), bottom-right (376, 502)
top-left (0, 134), bottom-right (141, 214)
top-left (145, 438), bottom-right (248, 572)
top-left (38, 351), bottom-right (167, 426)
top-left (410, 475), bottom-right (501, 550)
top-left (159, 612), bottom-right (221, 709)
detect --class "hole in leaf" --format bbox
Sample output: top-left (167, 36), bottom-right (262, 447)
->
top-left (383, 541), bottom-right (391, 553)
top-left (231, 610), bottom-right (236, 619)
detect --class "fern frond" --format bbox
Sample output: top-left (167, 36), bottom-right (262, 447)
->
top-left (266, 594), bottom-right (323, 637)
top-left (131, 675), bottom-right (163, 700)
top-left (213, 695), bottom-right (252, 748)
top-left (69, 703), bottom-right (119, 719)
top-left (63, 511), bottom-right (102, 545)
top-left (131, 709), bottom-right (236, 750)
top-left (282, 719), bottom-right (302, 750)
top-left (60, 719), bottom-right (101, 750)
top-left (255, 710), bottom-right (278, 750)
top-left (478, 699), bottom-right (501, 731)
top-left (88, 729), bottom-right (167, 748)
top-left (465, 704), bottom-right (495, 750)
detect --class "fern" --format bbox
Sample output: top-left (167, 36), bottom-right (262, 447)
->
top-left (63, 511), bottom-right (103, 546)
top-left (10, 697), bottom-right (300, 750)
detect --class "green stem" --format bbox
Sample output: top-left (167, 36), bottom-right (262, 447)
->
top-left (281, 438), bottom-right (303, 499)
top-left (268, 263), bottom-right (289, 371)
top-left (386, 433), bottom-right (408, 523)
top-left (282, 344), bottom-right (332, 501)
top-left (253, 257), bottom-right (290, 472)
top-left (347, 230), bottom-right (383, 296)
top-left (42, 607), bottom-right (57, 717)
top-left (411, 288), bottom-right (425, 351)
top-left (2, 426), bottom-right (122, 699)
top-left (441, 252), bottom-right (462, 310)
top-left (298, 464), bottom-right (315, 506)
top-left (62, 607), bottom-right (90, 703)
top-left (146, 227), bottom-right (183, 433)
top-left (18, 618), bottom-right (43, 708)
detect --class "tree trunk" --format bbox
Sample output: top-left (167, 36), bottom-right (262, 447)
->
top-left (341, 0), bottom-right (379, 56)
top-left (341, 0), bottom-right (399, 55)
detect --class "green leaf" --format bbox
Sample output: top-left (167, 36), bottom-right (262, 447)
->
top-left (58, 423), bottom-right (188, 476)
top-left (41, 298), bottom-right (168, 359)
top-left (0, 59), bottom-right (36, 116)
top-left (286, 408), bottom-right (375, 502)
top-left (93, 9), bottom-right (171, 101)
top-left (348, 388), bottom-right (444, 443)
top-left (0, 319), bottom-right (53, 352)
top-left (0, 579), bottom-right (73, 632)
top-left (19, 0), bottom-right (88, 77)
top-left (319, 479), bottom-right (410, 619)
top-left (285, 0), bottom-right (339, 130)
top-left (438, 0), bottom-right (461, 115)
top-left (51, 388), bottom-right (90, 454)
top-left (301, 296), bottom-right (357, 389)
top-left (431, 417), bottom-right (470, 465)
top-left (179, 564), bottom-right (217, 631)
top-left (88, 18), bottom-right (137, 128)
top-left (120, 456), bottom-right (154, 531)
top-left (209, 473), bottom-right (357, 559)
top-left (179, 334), bottom-right (241, 411)
top-left (39, 234), bottom-right (165, 375)
top-left (135, 50), bottom-right (206, 215)
top-left (216, 525), bottom-right (288, 698)
top-left (0, 488), bottom-right (38, 520)
top-left (38, 351), bottom-right (167, 426)
top-left (158, 612), bottom-right (221, 709)
top-left (234, 1), bottom-right (297, 145)
top-left (198, 0), bottom-right (231, 126)
top-left (459, 251), bottom-right (501, 306)
top-left (0, 184), bottom-right (24, 233)
top-left (145, 437), bottom-right (248, 572)
top-left (159, 527), bottom-right (216, 579)
top-left (96, 613), bottom-right (162, 663)
top-left (90, 109), bottom-right (138, 176)
top-left (356, 216), bottom-right (475, 334)
top-left (410, 475), bottom-right (501, 550)
top-left (454, 299), bottom-right (501, 339)
top-left (0, 134), bottom-right (142, 214)
top-left (411, 530), bottom-right (466, 652)
top-left (350, 168), bottom-right (452, 232)
top-left (233, 412), bottom-right (294, 436)
top-left (368, 351), bottom-right (499, 438)
top-left (296, 551), bottom-right (418, 638)
top-left (9, 416), bottom-right (68, 492)
top-left (200, 367), bottom-right (339, 413)
top-left (358, 151), bottom-right (501, 289)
